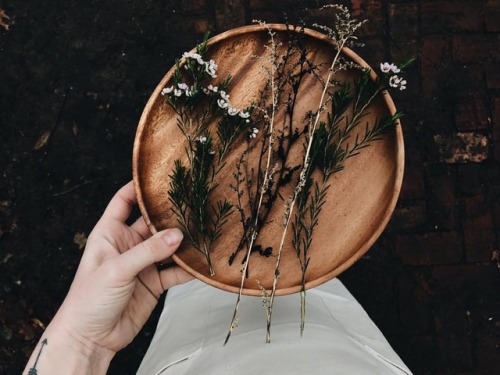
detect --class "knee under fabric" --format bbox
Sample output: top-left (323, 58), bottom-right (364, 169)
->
top-left (137, 278), bottom-right (412, 375)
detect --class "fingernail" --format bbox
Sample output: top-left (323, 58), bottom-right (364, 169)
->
top-left (162, 228), bottom-right (184, 246)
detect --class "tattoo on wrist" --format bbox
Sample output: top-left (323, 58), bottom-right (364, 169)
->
top-left (28, 338), bottom-right (47, 375)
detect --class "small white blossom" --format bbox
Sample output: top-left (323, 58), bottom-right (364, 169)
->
top-left (239, 111), bottom-right (250, 119)
top-left (205, 59), bottom-right (218, 78)
top-left (389, 75), bottom-right (407, 91)
top-left (380, 62), bottom-right (392, 73)
top-left (389, 75), bottom-right (400, 87)
top-left (174, 89), bottom-right (183, 97)
top-left (183, 52), bottom-right (203, 62)
top-left (203, 84), bottom-right (218, 95)
top-left (228, 106), bottom-right (239, 116)
top-left (217, 99), bottom-right (229, 109)
top-left (177, 82), bottom-right (188, 90)
top-left (195, 136), bottom-right (207, 144)
top-left (219, 90), bottom-right (230, 101)
top-left (249, 127), bottom-right (259, 139)
top-left (380, 62), bottom-right (401, 74)
top-left (161, 86), bottom-right (174, 96)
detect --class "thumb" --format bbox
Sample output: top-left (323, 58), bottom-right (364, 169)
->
top-left (113, 228), bottom-right (184, 279)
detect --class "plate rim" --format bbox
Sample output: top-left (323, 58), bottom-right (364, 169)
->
top-left (132, 23), bottom-right (405, 296)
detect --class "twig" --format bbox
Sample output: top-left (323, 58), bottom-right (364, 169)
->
top-left (225, 25), bottom-right (279, 345)
top-left (43, 88), bottom-right (69, 158)
top-left (265, 30), bottom-right (350, 343)
top-left (52, 178), bottom-right (99, 197)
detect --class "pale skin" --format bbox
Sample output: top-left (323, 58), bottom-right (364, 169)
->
top-left (23, 181), bottom-right (193, 374)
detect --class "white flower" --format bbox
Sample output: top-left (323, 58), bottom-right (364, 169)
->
top-left (195, 136), bottom-right (207, 144)
top-left (183, 52), bottom-right (203, 62)
top-left (205, 59), bottom-right (218, 78)
top-left (249, 127), bottom-right (259, 138)
top-left (380, 62), bottom-right (400, 74)
top-left (203, 84), bottom-right (218, 95)
top-left (380, 62), bottom-right (392, 73)
top-left (217, 99), bottom-right (229, 109)
top-left (174, 89), bottom-right (183, 97)
top-left (161, 86), bottom-right (174, 96)
top-left (389, 75), bottom-right (406, 90)
top-left (177, 82), bottom-right (188, 90)
top-left (239, 111), bottom-right (250, 119)
top-left (182, 52), bottom-right (206, 67)
top-left (389, 75), bottom-right (400, 87)
top-left (228, 106), bottom-right (239, 116)
top-left (219, 90), bottom-right (230, 101)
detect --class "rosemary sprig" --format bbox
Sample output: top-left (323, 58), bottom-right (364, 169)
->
top-left (292, 113), bottom-right (402, 336)
top-left (290, 53), bottom-right (413, 336)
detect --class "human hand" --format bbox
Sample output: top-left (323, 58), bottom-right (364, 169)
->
top-left (24, 181), bottom-right (193, 374)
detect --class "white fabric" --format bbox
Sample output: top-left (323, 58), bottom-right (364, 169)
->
top-left (137, 279), bottom-right (412, 375)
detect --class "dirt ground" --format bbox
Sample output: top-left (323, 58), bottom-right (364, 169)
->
top-left (1, 1), bottom-right (499, 374)
top-left (0, 1), bottom-right (192, 372)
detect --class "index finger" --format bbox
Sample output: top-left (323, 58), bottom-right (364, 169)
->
top-left (101, 181), bottom-right (137, 223)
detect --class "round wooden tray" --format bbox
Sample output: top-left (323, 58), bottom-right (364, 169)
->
top-left (133, 24), bottom-right (404, 296)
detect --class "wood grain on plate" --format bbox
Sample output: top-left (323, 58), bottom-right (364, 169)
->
top-left (133, 24), bottom-right (404, 296)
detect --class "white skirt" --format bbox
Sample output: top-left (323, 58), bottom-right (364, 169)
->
top-left (137, 278), bottom-right (412, 375)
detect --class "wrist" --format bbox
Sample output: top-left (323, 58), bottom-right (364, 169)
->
top-left (24, 322), bottom-right (115, 375)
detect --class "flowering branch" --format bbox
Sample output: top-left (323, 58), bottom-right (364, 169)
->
top-left (165, 34), bottom-right (253, 276)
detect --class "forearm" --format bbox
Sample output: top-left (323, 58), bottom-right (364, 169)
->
top-left (23, 323), bottom-right (114, 375)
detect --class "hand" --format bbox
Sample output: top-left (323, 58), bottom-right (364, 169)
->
top-left (24, 181), bottom-right (193, 374)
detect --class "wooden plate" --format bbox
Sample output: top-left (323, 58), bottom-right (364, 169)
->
top-left (133, 24), bottom-right (404, 296)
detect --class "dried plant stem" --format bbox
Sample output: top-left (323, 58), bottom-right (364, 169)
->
top-left (228, 39), bottom-right (309, 265)
top-left (225, 29), bottom-right (279, 345)
top-left (300, 289), bottom-right (306, 334)
top-left (265, 36), bottom-right (349, 343)
top-left (203, 244), bottom-right (215, 276)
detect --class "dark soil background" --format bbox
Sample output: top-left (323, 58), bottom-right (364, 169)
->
top-left (1, 1), bottom-right (499, 374)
